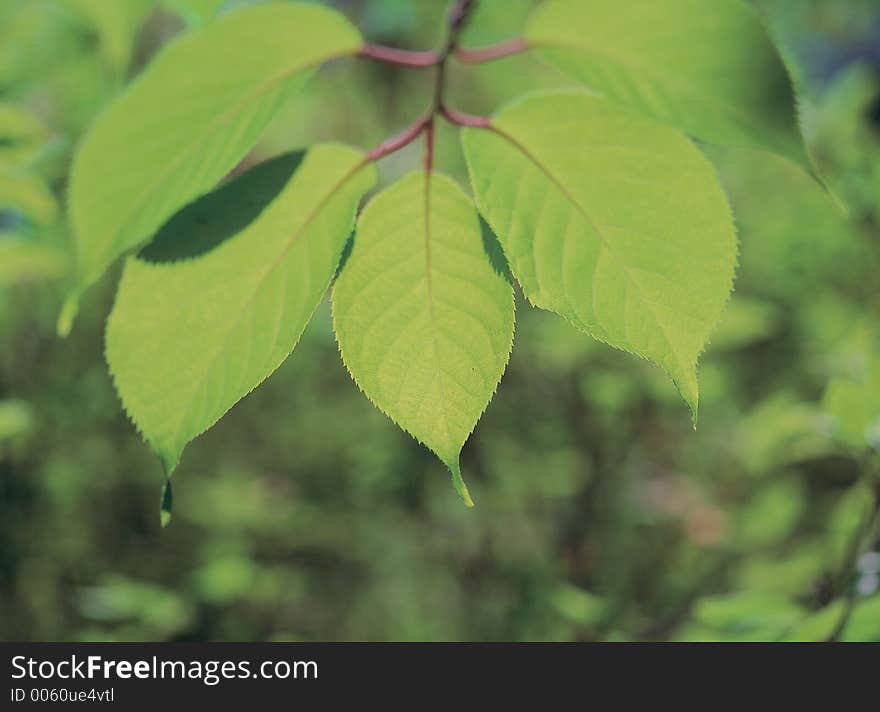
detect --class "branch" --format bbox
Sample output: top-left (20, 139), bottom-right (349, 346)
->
top-left (456, 38), bottom-right (530, 64)
top-left (440, 105), bottom-right (491, 129)
top-left (363, 1), bottom-right (488, 165)
top-left (448, 0), bottom-right (479, 46)
top-left (827, 474), bottom-right (880, 641)
top-left (367, 116), bottom-right (431, 162)
top-left (424, 120), bottom-right (436, 174)
top-left (358, 44), bottom-right (439, 69)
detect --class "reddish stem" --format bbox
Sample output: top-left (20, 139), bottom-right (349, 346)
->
top-left (455, 37), bottom-right (530, 64)
top-left (448, 0), bottom-right (479, 47)
top-left (362, 1), bottom-right (493, 165)
top-left (367, 117), bottom-right (431, 162)
top-left (440, 105), bottom-right (491, 129)
top-left (358, 44), bottom-right (439, 69)
top-left (424, 120), bottom-right (436, 174)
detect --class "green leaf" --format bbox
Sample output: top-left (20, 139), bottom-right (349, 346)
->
top-left (160, 479), bottom-right (173, 528)
top-left (0, 238), bottom-right (68, 286)
top-left (525, 0), bottom-right (812, 172)
top-left (826, 482), bottom-right (875, 565)
top-left (0, 169), bottom-right (58, 226)
top-left (843, 595), bottom-right (880, 642)
top-left (708, 296), bottom-right (780, 352)
top-left (824, 363), bottom-right (880, 452)
top-left (67, 2), bottom-right (363, 317)
top-left (332, 173), bottom-right (516, 505)
top-left (0, 103), bottom-right (49, 168)
top-left (737, 479), bottom-right (806, 548)
top-left (139, 151), bottom-right (305, 263)
top-left (692, 592), bottom-right (803, 641)
top-left (780, 601), bottom-right (846, 642)
top-left (463, 91), bottom-right (737, 417)
top-left (105, 144), bottom-right (376, 474)
top-left (0, 399), bottom-right (34, 441)
top-left (67, 0), bottom-right (155, 74)
top-left (162, 0), bottom-right (228, 27)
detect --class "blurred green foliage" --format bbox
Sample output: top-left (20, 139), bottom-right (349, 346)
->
top-left (1, 0), bottom-right (879, 641)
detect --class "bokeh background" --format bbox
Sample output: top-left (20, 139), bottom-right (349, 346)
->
top-left (2, 0), bottom-right (880, 642)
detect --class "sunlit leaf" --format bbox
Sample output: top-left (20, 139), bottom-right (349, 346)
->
top-left (525, 0), bottom-right (813, 172)
top-left (67, 2), bottom-right (363, 315)
top-left (106, 144), bottom-right (375, 474)
top-left (333, 172), bottom-right (516, 505)
top-left (162, 0), bottom-right (228, 27)
top-left (463, 91), bottom-right (737, 417)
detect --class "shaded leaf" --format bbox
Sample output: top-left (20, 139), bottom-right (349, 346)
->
top-left (0, 399), bottom-right (34, 441)
top-left (0, 169), bottom-right (58, 225)
top-left (0, 103), bottom-right (50, 168)
top-left (824, 350), bottom-right (880, 452)
top-left (843, 595), bottom-right (880, 642)
top-left (67, 0), bottom-right (155, 74)
top-left (692, 592), bottom-right (802, 641)
top-left (162, 0), bottom-right (227, 27)
top-left (0, 238), bottom-right (68, 286)
top-left (525, 0), bottom-right (812, 172)
top-left (140, 151), bottom-right (305, 263)
top-left (780, 602), bottom-right (846, 642)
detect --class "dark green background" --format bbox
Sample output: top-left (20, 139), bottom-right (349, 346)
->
top-left (1, 0), bottom-right (879, 641)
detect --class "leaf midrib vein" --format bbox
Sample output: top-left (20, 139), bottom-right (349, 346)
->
top-left (104, 50), bottom-right (353, 263)
top-left (488, 125), bottom-right (692, 376)
top-left (167, 159), bottom-right (367, 452)
top-left (423, 173), bottom-right (455, 454)
top-left (529, 36), bottom-right (788, 141)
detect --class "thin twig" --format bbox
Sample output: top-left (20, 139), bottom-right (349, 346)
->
top-left (424, 120), bottom-right (436, 174)
top-left (367, 116), bottom-right (431, 162)
top-left (827, 475), bottom-right (880, 642)
top-left (363, 1), bottom-right (491, 165)
top-left (358, 44), bottom-right (439, 69)
top-left (448, 0), bottom-right (479, 46)
top-left (440, 105), bottom-right (490, 129)
top-left (456, 38), bottom-right (530, 64)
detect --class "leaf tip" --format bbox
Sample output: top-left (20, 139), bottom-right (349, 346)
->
top-left (57, 293), bottom-right (80, 338)
top-left (823, 181), bottom-right (851, 219)
top-left (674, 370), bottom-right (700, 429)
top-left (158, 449), bottom-right (180, 479)
top-left (688, 390), bottom-right (700, 428)
top-left (448, 461), bottom-right (475, 508)
top-left (160, 479), bottom-right (173, 528)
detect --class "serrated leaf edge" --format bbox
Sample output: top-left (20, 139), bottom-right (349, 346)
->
top-left (461, 91), bottom-right (741, 423)
top-left (331, 172), bottom-right (517, 507)
top-left (105, 146), bottom-right (375, 476)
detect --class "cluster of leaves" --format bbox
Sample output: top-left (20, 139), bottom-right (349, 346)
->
top-left (62, 0), bottom-right (820, 508)
top-left (1, 0), bottom-right (879, 643)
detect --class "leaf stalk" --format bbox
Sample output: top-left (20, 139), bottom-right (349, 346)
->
top-left (455, 37), bottom-right (530, 64)
top-left (358, 44), bottom-right (439, 69)
top-left (363, 0), bottom-right (499, 165)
